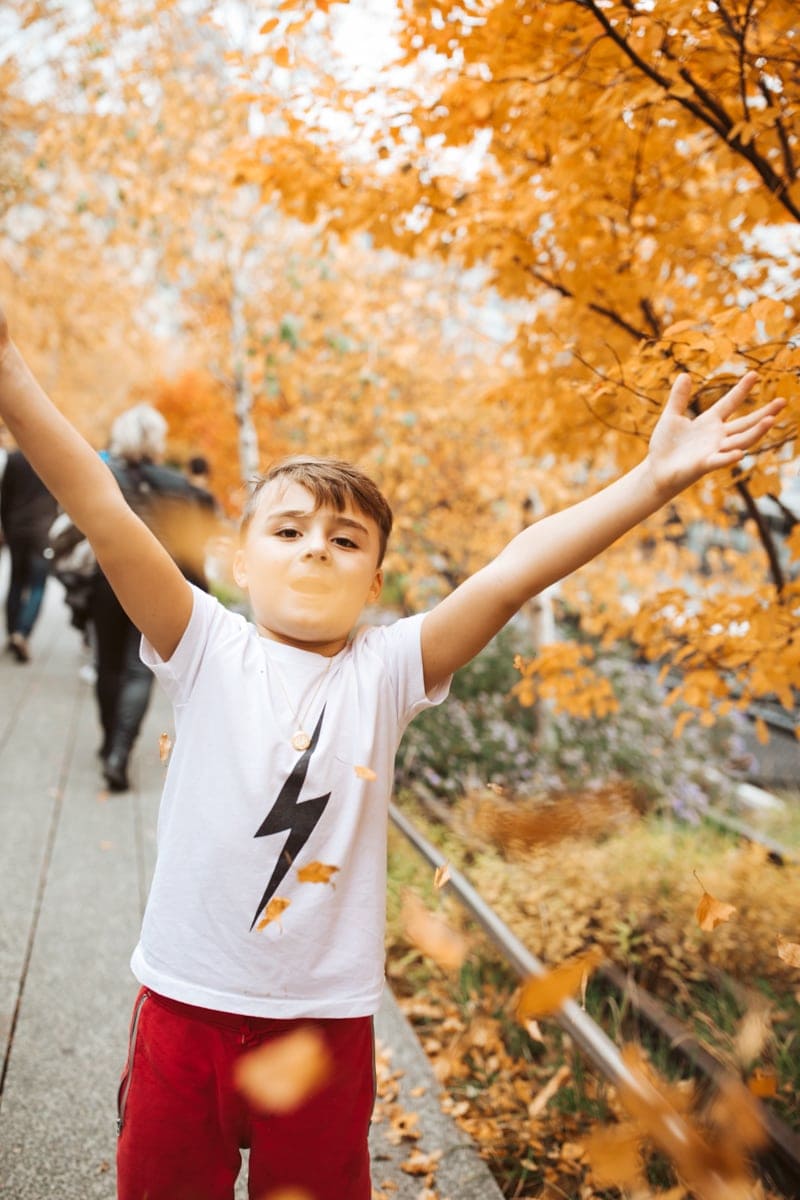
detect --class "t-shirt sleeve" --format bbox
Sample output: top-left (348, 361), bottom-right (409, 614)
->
top-left (363, 611), bottom-right (451, 732)
top-left (140, 584), bottom-right (228, 705)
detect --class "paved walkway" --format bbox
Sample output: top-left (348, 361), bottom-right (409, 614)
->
top-left (0, 570), bottom-right (501, 1200)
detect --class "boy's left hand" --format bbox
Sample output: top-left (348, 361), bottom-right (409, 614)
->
top-left (647, 372), bottom-right (785, 498)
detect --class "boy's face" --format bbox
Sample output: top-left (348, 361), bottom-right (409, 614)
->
top-left (233, 479), bottom-right (384, 655)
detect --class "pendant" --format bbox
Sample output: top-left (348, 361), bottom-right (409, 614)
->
top-left (291, 730), bottom-right (312, 751)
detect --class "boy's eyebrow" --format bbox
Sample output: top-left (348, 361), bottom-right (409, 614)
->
top-left (267, 508), bottom-right (371, 536)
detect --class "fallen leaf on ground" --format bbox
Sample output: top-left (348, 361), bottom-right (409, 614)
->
top-left (747, 1069), bottom-right (778, 1098)
top-left (400, 1148), bottom-right (441, 1176)
top-left (255, 897), bottom-right (290, 931)
top-left (528, 1063), bottom-right (570, 1118)
top-left (516, 947), bottom-right (603, 1020)
top-left (777, 935), bottom-right (800, 967)
top-left (234, 1026), bottom-right (332, 1114)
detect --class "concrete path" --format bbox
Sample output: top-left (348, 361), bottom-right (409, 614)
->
top-left (0, 569), bottom-right (501, 1200)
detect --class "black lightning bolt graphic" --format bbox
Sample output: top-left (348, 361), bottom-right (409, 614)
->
top-left (250, 707), bottom-right (331, 930)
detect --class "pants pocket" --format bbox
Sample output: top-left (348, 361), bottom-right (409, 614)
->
top-left (117, 989), bottom-right (149, 1135)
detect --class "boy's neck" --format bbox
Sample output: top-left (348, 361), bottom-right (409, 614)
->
top-left (255, 622), bottom-right (348, 657)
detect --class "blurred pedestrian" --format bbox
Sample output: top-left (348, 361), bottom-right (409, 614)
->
top-left (93, 404), bottom-right (215, 791)
top-left (0, 448), bottom-right (57, 662)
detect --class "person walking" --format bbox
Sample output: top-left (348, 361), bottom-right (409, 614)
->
top-left (0, 447), bottom-right (57, 663)
top-left (92, 404), bottom-right (214, 792)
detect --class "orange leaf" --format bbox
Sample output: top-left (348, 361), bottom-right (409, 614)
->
top-left (433, 862), bottom-right (451, 890)
top-left (296, 860), bottom-right (339, 885)
top-left (354, 764), bottom-right (377, 781)
top-left (581, 1123), bottom-right (643, 1187)
top-left (516, 947), bottom-right (604, 1021)
top-left (777, 935), bottom-right (800, 967)
top-left (754, 717), bottom-right (770, 746)
top-left (695, 890), bottom-right (736, 932)
top-left (259, 17), bottom-right (280, 34)
top-left (747, 1069), bottom-right (778, 1098)
top-left (234, 1027), bottom-right (332, 1113)
top-left (255, 897), bottom-right (291, 931)
top-left (158, 732), bottom-right (173, 763)
top-left (401, 892), bottom-right (468, 971)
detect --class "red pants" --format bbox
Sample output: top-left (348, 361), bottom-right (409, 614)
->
top-left (116, 989), bottom-right (375, 1200)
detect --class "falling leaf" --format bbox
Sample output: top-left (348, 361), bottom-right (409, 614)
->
top-left (695, 891), bottom-right (737, 932)
top-left (234, 1026), bottom-right (332, 1114)
top-left (733, 1007), bottom-right (771, 1065)
top-left (525, 1018), bottom-right (544, 1043)
top-left (159, 732), bottom-right (173, 762)
top-left (259, 17), bottom-right (280, 34)
top-left (581, 1123), bottom-right (643, 1187)
top-left (747, 1069), bottom-right (778, 1098)
top-left (516, 947), bottom-right (604, 1021)
top-left (255, 897), bottom-right (290, 931)
top-left (777, 934), bottom-right (800, 967)
top-left (354, 764), bottom-right (377, 781)
top-left (433, 862), bottom-right (451, 890)
top-left (297, 860), bottom-right (339, 885)
top-left (401, 891), bottom-right (468, 971)
top-left (693, 871), bottom-right (736, 931)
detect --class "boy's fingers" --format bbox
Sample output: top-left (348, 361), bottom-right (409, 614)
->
top-left (713, 370), bottom-right (759, 419)
top-left (722, 399), bottom-right (784, 435)
top-left (665, 373), bottom-right (693, 415)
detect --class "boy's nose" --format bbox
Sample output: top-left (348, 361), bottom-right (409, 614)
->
top-left (302, 538), bottom-right (329, 560)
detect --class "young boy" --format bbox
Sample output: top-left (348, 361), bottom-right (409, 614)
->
top-left (0, 301), bottom-right (783, 1200)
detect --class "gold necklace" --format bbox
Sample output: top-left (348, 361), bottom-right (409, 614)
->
top-left (270, 654), bottom-right (334, 751)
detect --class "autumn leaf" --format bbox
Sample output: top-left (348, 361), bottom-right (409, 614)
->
top-left (401, 891), bottom-right (468, 971)
top-left (255, 897), bottom-right (291, 931)
top-left (296, 860), bottom-right (339, 885)
top-left (433, 862), bottom-right (451, 890)
top-left (528, 1063), bottom-right (570, 1118)
top-left (694, 872), bottom-right (736, 932)
top-left (399, 1148), bottom-right (441, 1176)
top-left (259, 17), bottom-right (280, 34)
top-left (354, 764), bottom-right (377, 781)
top-left (234, 1026), bottom-right (332, 1114)
top-left (777, 934), bottom-right (800, 967)
top-left (516, 947), bottom-right (603, 1021)
top-left (158, 732), bottom-right (172, 763)
top-left (581, 1123), bottom-right (643, 1187)
top-left (747, 1069), bottom-right (778, 1098)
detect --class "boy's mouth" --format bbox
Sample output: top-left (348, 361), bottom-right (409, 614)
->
top-left (290, 576), bottom-right (331, 595)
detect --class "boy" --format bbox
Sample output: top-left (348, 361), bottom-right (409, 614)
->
top-left (0, 301), bottom-right (783, 1200)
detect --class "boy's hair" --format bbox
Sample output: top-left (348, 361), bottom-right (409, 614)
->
top-left (240, 456), bottom-right (394, 565)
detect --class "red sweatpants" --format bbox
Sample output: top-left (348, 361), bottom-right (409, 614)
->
top-left (116, 989), bottom-right (375, 1200)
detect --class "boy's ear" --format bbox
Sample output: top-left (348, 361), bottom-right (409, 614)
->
top-left (232, 548), bottom-right (248, 591)
top-left (368, 568), bottom-right (383, 604)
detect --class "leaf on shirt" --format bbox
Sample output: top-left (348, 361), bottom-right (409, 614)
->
top-left (158, 732), bottom-right (173, 763)
top-left (401, 891), bottom-right (468, 971)
top-left (297, 861), bottom-right (339, 885)
top-left (255, 897), bottom-right (291, 931)
top-left (234, 1026), bottom-right (333, 1114)
top-left (354, 764), bottom-right (377, 781)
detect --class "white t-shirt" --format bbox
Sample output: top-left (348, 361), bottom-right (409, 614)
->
top-left (130, 586), bottom-right (449, 1018)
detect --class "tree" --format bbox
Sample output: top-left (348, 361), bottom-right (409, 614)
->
top-left (241, 0), bottom-right (800, 721)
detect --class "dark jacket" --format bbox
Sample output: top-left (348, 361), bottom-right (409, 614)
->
top-left (0, 451), bottom-right (58, 549)
top-left (107, 457), bottom-right (215, 590)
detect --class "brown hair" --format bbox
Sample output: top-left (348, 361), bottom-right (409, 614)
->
top-left (240, 456), bottom-right (394, 564)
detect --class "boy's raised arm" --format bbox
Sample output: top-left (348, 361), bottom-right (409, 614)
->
top-left (0, 306), bottom-right (192, 661)
top-left (421, 372), bottom-right (785, 694)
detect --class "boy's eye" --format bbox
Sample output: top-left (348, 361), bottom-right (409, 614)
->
top-left (333, 536), bottom-right (358, 548)
top-left (276, 527), bottom-right (300, 538)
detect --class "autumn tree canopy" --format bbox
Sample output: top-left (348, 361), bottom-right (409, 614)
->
top-left (238, 0), bottom-right (800, 723)
top-left (2, 0), bottom-right (799, 722)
